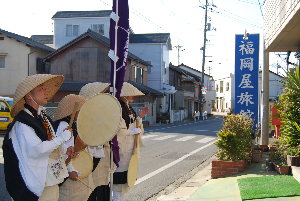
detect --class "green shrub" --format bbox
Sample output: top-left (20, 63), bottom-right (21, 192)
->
top-left (214, 114), bottom-right (253, 161)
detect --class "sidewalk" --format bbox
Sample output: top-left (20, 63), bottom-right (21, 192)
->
top-left (156, 141), bottom-right (300, 201)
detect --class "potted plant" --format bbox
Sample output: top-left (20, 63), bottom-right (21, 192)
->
top-left (276, 162), bottom-right (290, 175)
top-left (251, 149), bottom-right (261, 163)
top-left (266, 149), bottom-right (282, 171)
top-left (212, 114), bottom-right (253, 178)
top-left (285, 145), bottom-right (300, 166)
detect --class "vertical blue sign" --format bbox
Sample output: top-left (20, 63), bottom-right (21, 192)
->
top-left (235, 34), bottom-right (259, 127)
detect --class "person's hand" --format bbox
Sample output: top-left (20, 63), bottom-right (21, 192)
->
top-left (69, 171), bottom-right (78, 181)
top-left (66, 147), bottom-right (79, 159)
top-left (63, 128), bottom-right (73, 140)
top-left (138, 107), bottom-right (149, 118)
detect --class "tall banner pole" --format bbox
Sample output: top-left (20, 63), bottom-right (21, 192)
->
top-left (108, 0), bottom-right (130, 200)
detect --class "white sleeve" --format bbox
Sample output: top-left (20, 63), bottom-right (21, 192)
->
top-left (10, 122), bottom-right (58, 197)
top-left (127, 127), bottom-right (141, 135)
top-left (56, 121), bottom-right (74, 161)
top-left (88, 146), bottom-right (105, 158)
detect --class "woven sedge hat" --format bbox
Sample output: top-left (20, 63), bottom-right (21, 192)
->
top-left (120, 82), bottom-right (144, 97)
top-left (53, 94), bottom-right (87, 121)
top-left (11, 74), bottom-right (64, 118)
top-left (79, 82), bottom-right (110, 98)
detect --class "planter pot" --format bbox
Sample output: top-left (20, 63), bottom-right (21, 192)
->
top-left (253, 148), bottom-right (263, 157)
top-left (276, 165), bottom-right (290, 175)
top-left (287, 155), bottom-right (300, 167)
top-left (252, 151), bottom-right (261, 163)
top-left (259, 145), bottom-right (268, 152)
top-left (266, 160), bottom-right (276, 171)
top-left (211, 159), bottom-right (248, 178)
top-left (268, 146), bottom-right (276, 152)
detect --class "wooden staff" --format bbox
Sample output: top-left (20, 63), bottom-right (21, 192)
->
top-left (127, 119), bottom-right (140, 188)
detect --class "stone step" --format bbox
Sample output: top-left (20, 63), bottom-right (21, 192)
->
top-left (291, 166), bottom-right (300, 183)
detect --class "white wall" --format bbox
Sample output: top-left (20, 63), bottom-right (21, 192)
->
top-left (259, 71), bottom-right (284, 101)
top-left (129, 43), bottom-right (167, 90)
top-left (53, 17), bottom-right (110, 48)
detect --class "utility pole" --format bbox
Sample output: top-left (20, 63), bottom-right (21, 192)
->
top-left (200, 0), bottom-right (208, 113)
top-left (175, 45), bottom-right (185, 66)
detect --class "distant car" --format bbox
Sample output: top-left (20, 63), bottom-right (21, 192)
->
top-left (0, 96), bottom-right (13, 107)
top-left (0, 97), bottom-right (14, 131)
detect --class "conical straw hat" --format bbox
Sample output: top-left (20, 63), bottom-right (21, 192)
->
top-left (79, 82), bottom-right (110, 98)
top-left (53, 94), bottom-right (87, 121)
top-left (120, 82), bottom-right (144, 97)
top-left (11, 74), bottom-right (64, 118)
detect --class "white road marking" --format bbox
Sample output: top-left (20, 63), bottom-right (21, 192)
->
top-left (195, 130), bottom-right (208, 132)
top-left (141, 135), bottom-right (158, 139)
top-left (196, 137), bottom-right (215, 143)
top-left (161, 128), bottom-right (166, 129)
top-left (172, 126), bottom-right (177, 128)
top-left (153, 135), bottom-right (177, 140)
top-left (174, 136), bottom-right (197, 141)
top-left (135, 141), bottom-right (215, 185)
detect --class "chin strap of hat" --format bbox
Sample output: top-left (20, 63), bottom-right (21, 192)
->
top-left (28, 94), bottom-right (45, 115)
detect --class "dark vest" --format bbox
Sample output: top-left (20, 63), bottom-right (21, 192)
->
top-left (2, 110), bottom-right (53, 201)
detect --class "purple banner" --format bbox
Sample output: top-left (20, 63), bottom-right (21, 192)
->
top-left (109, 0), bottom-right (129, 167)
top-left (109, 0), bottom-right (130, 100)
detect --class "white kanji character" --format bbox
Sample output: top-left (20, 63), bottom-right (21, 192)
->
top-left (237, 92), bottom-right (254, 106)
top-left (238, 74), bottom-right (254, 88)
top-left (240, 58), bottom-right (254, 71)
top-left (239, 41), bottom-right (255, 55)
top-left (240, 109), bottom-right (254, 119)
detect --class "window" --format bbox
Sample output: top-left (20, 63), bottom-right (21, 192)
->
top-left (135, 67), bottom-right (143, 84)
top-left (0, 57), bottom-right (5, 69)
top-left (91, 24), bottom-right (104, 35)
top-left (226, 82), bottom-right (230, 91)
top-left (220, 81), bottom-right (223, 93)
top-left (66, 25), bottom-right (79, 37)
top-left (216, 84), bottom-right (219, 92)
top-left (163, 62), bottom-right (167, 74)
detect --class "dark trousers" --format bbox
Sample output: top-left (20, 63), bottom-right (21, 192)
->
top-left (87, 185), bottom-right (110, 201)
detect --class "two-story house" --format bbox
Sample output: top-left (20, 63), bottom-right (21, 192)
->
top-left (0, 29), bottom-right (55, 97)
top-left (169, 65), bottom-right (200, 118)
top-left (128, 33), bottom-right (175, 113)
top-left (52, 11), bottom-right (113, 49)
top-left (177, 64), bottom-right (215, 115)
top-left (43, 29), bottom-right (163, 125)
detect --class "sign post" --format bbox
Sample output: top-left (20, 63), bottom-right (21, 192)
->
top-left (234, 34), bottom-right (259, 128)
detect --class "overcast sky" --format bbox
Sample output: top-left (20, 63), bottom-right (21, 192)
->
top-left (1, 0), bottom-right (297, 79)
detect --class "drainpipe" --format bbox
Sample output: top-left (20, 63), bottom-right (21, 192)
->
top-left (28, 49), bottom-right (39, 76)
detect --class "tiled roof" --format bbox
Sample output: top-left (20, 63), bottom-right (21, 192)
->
top-left (52, 10), bottom-right (112, 19)
top-left (127, 80), bottom-right (163, 96)
top-left (59, 81), bottom-right (92, 91)
top-left (59, 81), bottom-right (163, 96)
top-left (170, 65), bottom-right (201, 83)
top-left (129, 33), bottom-right (170, 44)
top-left (178, 64), bottom-right (212, 78)
top-left (0, 29), bottom-right (55, 52)
top-left (31, 35), bottom-right (53, 44)
top-left (43, 29), bottom-right (151, 66)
